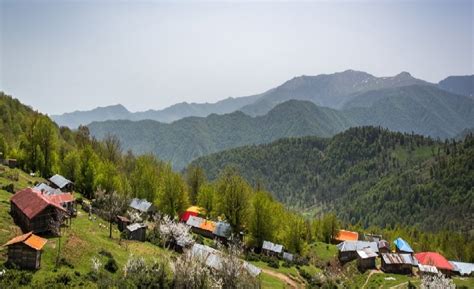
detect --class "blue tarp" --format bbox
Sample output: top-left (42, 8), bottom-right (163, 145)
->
top-left (394, 237), bottom-right (414, 253)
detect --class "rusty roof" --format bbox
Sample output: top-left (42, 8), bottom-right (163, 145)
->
top-left (46, 192), bottom-right (74, 204)
top-left (382, 253), bottom-right (418, 265)
top-left (3, 231), bottom-right (47, 251)
top-left (11, 188), bottom-right (67, 219)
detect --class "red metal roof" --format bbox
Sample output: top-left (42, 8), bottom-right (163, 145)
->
top-left (46, 192), bottom-right (74, 204)
top-left (11, 188), bottom-right (67, 219)
top-left (3, 231), bottom-right (47, 251)
top-left (415, 252), bottom-right (454, 271)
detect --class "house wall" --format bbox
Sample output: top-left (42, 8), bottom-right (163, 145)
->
top-left (7, 243), bottom-right (41, 270)
top-left (339, 251), bottom-right (358, 263)
top-left (381, 259), bottom-right (413, 274)
top-left (127, 228), bottom-right (146, 241)
top-left (11, 203), bottom-right (61, 234)
top-left (357, 257), bottom-right (376, 271)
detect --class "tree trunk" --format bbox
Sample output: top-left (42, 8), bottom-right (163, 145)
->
top-left (109, 219), bottom-right (113, 238)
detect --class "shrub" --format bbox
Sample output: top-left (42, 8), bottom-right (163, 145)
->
top-left (1, 183), bottom-right (14, 193)
top-left (267, 258), bottom-right (279, 268)
top-left (104, 258), bottom-right (118, 273)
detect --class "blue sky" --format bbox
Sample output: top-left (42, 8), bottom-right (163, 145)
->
top-left (0, 0), bottom-right (472, 115)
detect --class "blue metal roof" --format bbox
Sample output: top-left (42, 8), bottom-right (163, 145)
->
top-left (394, 237), bottom-right (414, 253)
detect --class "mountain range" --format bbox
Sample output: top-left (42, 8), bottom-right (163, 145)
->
top-left (52, 71), bottom-right (473, 128)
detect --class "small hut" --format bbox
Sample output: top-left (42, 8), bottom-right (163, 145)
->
top-left (49, 174), bottom-right (73, 192)
top-left (262, 240), bottom-right (284, 257)
top-left (3, 232), bottom-right (47, 270)
top-left (283, 252), bottom-right (294, 262)
top-left (418, 264), bottom-right (439, 276)
top-left (378, 240), bottom-right (391, 254)
top-left (337, 241), bottom-right (379, 263)
top-left (46, 193), bottom-right (76, 216)
top-left (381, 253), bottom-right (417, 274)
top-left (449, 261), bottom-right (474, 277)
top-left (117, 215), bottom-right (131, 232)
top-left (125, 223), bottom-right (147, 241)
top-left (364, 233), bottom-right (382, 242)
top-left (213, 221), bottom-right (232, 242)
top-left (129, 198), bottom-right (155, 218)
top-left (356, 248), bottom-right (378, 271)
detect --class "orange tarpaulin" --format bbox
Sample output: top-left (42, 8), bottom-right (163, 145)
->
top-left (200, 220), bottom-right (216, 232)
top-left (335, 230), bottom-right (359, 242)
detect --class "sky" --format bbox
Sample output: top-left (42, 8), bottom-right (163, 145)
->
top-left (0, 0), bottom-right (472, 115)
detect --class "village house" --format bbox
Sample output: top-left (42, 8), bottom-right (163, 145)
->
top-left (191, 243), bottom-right (261, 277)
top-left (333, 229), bottom-right (359, 244)
top-left (125, 223), bottom-right (147, 241)
top-left (381, 253), bottom-right (418, 274)
top-left (116, 215), bottom-right (131, 232)
top-left (449, 261), bottom-right (474, 277)
top-left (393, 237), bottom-right (414, 254)
top-left (415, 252), bottom-right (454, 276)
top-left (262, 240), bottom-right (284, 257)
top-left (356, 248), bottom-right (378, 271)
top-left (34, 183), bottom-right (62, 195)
top-left (129, 198), bottom-right (155, 218)
top-left (186, 216), bottom-right (215, 238)
top-left (10, 188), bottom-right (68, 234)
top-left (180, 206), bottom-right (205, 222)
top-left (3, 232), bottom-right (48, 270)
top-left (283, 252), bottom-right (294, 262)
top-left (378, 240), bottom-right (391, 254)
top-left (46, 192), bottom-right (76, 216)
top-left (337, 240), bottom-right (379, 263)
top-left (364, 233), bottom-right (382, 242)
top-left (213, 221), bottom-right (232, 242)
top-left (49, 174), bottom-right (73, 192)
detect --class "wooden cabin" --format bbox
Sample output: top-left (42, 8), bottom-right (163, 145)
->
top-left (49, 174), bottom-right (74, 192)
top-left (10, 188), bottom-right (68, 235)
top-left (357, 248), bottom-right (378, 271)
top-left (3, 232), bottom-right (47, 270)
top-left (125, 223), bottom-right (147, 241)
top-left (381, 253), bottom-right (417, 274)
top-left (262, 240), bottom-right (284, 257)
top-left (337, 241), bottom-right (379, 263)
top-left (117, 215), bottom-right (131, 232)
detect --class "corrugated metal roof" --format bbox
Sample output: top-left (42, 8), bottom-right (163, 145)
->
top-left (243, 261), bottom-right (261, 277)
top-left (3, 231), bottom-right (47, 251)
top-left (34, 183), bottom-right (62, 195)
top-left (129, 198), bottom-right (153, 212)
top-left (357, 248), bottom-right (378, 259)
top-left (283, 252), bottom-right (294, 261)
top-left (449, 261), bottom-right (474, 276)
top-left (11, 188), bottom-right (67, 219)
top-left (337, 241), bottom-right (379, 253)
top-left (381, 253), bottom-right (417, 265)
top-left (186, 216), bottom-right (205, 228)
top-left (418, 264), bottom-right (438, 274)
top-left (46, 193), bottom-right (74, 204)
top-left (213, 222), bottom-right (231, 238)
top-left (126, 223), bottom-right (147, 232)
top-left (415, 252), bottom-right (454, 271)
top-left (262, 241), bottom-right (283, 253)
top-left (191, 244), bottom-right (261, 276)
top-left (49, 174), bottom-right (72, 189)
top-left (378, 240), bottom-right (390, 249)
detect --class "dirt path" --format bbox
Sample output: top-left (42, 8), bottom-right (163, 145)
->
top-left (362, 270), bottom-right (382, 289)
top-left (261, 268), bottom-right (303, 289)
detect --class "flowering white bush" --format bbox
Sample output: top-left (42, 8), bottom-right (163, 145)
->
top-left (90, 257), bottom-right (102, 273)
top-left (421, 272), bottom-right (455, 289)
top-left (159, 215), bottom-right (194, 248)
top-left (123, 255), bottom-right (147, 276)
top-left (173, 251), bottom-right (219, 289)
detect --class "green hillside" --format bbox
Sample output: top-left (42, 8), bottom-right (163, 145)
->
top-left (88, 100), bottom-right (352, 169)
top-left (191, 126), bottom-right (474, 233)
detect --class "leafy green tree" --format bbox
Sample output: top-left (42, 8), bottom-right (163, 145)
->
top-left (76, 146), bottom-right (99, 199)
top-left (158, 167), bottom-right (189, 217)
top-left (248, 191), bottom-right (277, 247)
top-left (197, 183), bottom-right (218, 217)
top-left (320, 213), bottom-right (340, 243)
top-left (96, 160), bottom-right (120, 193)
top-left (186, 165), bottom-right (206, 204)
top-left (130, 154), bottom-right (162, 201)
top-left (216, 168), bottom-right (251, 233)
top-left (60, 150), bottom-right (80, 181)
top-left (284, 213), bottom-right (306, 254)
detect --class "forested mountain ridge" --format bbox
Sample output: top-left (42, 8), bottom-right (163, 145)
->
top-left (190, 126), bottom-right (474, 233)
top-left (88, 100), bottom-right (352, 169)
top-left (52, 95), bottom-right (261, 128)
top-left (88, 85), bottom-right (474, 169)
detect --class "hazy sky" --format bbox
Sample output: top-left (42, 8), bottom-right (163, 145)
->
top-left (1, 0), bottom-right (472, 115)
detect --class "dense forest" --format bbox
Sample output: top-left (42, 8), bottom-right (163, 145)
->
top-left (191, 126), bottom-right (474, 233)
